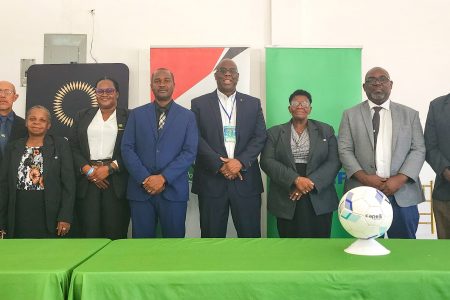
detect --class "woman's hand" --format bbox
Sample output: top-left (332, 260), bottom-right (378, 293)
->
top-left (294, 176), bottom-right (315, 195)
top-left (56, 221), bottom-right (71, 236)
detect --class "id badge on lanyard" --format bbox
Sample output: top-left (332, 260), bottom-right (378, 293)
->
top-left (224, 125), bottom-right (236, 143)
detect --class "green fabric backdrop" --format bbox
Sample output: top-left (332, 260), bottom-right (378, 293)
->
top-left (265, 47), bottom-right (362, 237)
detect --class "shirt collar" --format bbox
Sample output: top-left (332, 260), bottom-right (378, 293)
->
top-left (155, 100), bottom-right (173, 112)
top-left (217, 89), bottom-right (236, 102)
top-left (368, 99), bottom-right (391, 111)
top-left (0, 111), bottom-right (14, 122)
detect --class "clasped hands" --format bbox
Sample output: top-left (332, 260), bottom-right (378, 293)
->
top-left (355, 171), bottom-right (408, 196)
top-left (142, 174), bottom-right (166, 195)
top-left (220, 157), bottom-right (243, 180)
top-left (290, 176), bottom-right (315, 201)
top-left (83, 165), bottom-right (110, 189)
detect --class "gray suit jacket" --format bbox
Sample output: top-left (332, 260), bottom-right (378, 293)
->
top-left (261, 119), bottom-right (341, 219)
top-left (424, 94), bottom-right (450, 201)
top-left (338, 100), bottom-right (425, 207)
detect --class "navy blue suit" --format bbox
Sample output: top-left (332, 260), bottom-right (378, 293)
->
top-left (121, 101), bottom-right (198, 237)
top-left (191, 90), bottom-right (266, 237)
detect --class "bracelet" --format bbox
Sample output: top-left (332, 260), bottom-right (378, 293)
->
top-left (86, 167), bottom-right (95, 177)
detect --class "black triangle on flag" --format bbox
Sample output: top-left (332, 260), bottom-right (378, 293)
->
top-left (26, 63), bottom-right (129, 138)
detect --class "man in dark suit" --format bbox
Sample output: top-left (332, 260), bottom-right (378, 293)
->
top-left (0, 81), bottom-right (27, 165)
top-left (338, 67), bottom-right (425, 239)
top-left (191, 58), bottom-right (267, 238)
top-left (121, 68), bottom-right (198, 238)
top-left (425, 93), bottom-right (450, 239)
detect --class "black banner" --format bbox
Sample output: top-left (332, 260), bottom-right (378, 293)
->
top-left (26, 63), bottom-right (129, 137)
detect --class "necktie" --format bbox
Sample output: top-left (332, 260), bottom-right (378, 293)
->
top-left (372, 106), bottom-right (382, 151)
top-left (158, 111), bottom-right (166, 130)
top-left (0, 116), bottom-right (8, 154)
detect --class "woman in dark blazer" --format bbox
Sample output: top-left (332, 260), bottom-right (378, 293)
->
top-left (261, 89), bottom-right (341, 238)
top-left (0, 105), bottom-right (75, 238)
top-left (70, 77), bottom-right (129, 239)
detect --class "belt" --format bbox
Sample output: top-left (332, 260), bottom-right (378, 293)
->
top-left (90, 159), bottom-right (113, 166)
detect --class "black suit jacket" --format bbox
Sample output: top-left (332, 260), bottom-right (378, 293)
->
top-left (0, 112), bottom-right (27, 164)
top-left (69, 107), bottom-right (129, 199)
top-left (425, 94), bottom-right (450, 201)
top-left (191, 90), bottom-right (267, 197)
top-left (261, 120), bottom-right (341, 219)
top-left (0, 135), bottom-right (75, 236)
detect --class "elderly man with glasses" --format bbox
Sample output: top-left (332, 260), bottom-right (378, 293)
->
top-left (338, 67), bottom-right (425, 239)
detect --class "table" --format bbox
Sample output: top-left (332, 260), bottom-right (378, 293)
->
top-left (69, 238), bottom-right (450, 299)
top-left (0, 239), bottom-right (110, 300)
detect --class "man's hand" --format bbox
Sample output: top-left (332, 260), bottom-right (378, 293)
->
top-left (382, 174), bottom-right (408, 196)
top-left (353, 170), bottom-right (386, 190)
top-left (220, 157), bottom-right (243, 180)
top-left (143, 175), bottom-right (166, 195)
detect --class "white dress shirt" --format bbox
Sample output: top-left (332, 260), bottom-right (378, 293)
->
top-left (217, 90), bottom-right (237, 158)
top-left (368, 99), bottom-right (392, 178)
top-left (87, 109), bottom-right (118, 160)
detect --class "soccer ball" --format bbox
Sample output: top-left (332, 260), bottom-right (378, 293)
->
top-left (338, 186), bottom-right (393, 239)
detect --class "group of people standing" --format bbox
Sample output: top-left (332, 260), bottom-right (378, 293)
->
top-left (0, 61), bottom-right (449, 240)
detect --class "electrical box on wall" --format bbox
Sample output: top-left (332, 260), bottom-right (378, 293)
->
top-left (20, 59), bottom-right (36, 87)
top-left (44, 34), bottom-right (87, 64)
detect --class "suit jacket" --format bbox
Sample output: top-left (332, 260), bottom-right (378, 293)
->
top-left (424, 93), bottom-right (450, 201)
top-left (0, 135), bottom-right (75, 236)
top-left (191, 90), bottom-right (267, 197)
top-left (70, 107), bottom-right (129, 199)
top-left (0, 112), bottom-right (27, 164)
top-left (121, 101), bottom-right (198, 202)
top-left (338, 100), bottom-right (426, 207)
top-left (261, 120), bottom-right (341, 219)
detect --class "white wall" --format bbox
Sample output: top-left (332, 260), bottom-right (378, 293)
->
top-left (1, 0), bottom-right (448, 236)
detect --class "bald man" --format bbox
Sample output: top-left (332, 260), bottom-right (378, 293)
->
top-left (338, 67), bottom-right (425, 239)
top-left (0, 81), bottom-right (27, 164)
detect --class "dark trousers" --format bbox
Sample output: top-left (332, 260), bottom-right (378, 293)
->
top-left (380, 195), bottom-right (419, 239)
top-left (15, 190), bottom-right (57, 238)
top-left (77, 182), bottom-right (130, 240)
top-left (277, 195), bottom-right (332, 238)
top-left (198, 185), bottom-right (261, 238)
top-left (129, 197), bottom-right (187, 238)
top-left (433, 199), bottom-right (450, 239)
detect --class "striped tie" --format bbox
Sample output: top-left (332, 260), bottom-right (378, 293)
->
top-left (158, 111), bottom-right (166, 130)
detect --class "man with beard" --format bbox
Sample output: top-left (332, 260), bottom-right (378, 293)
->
top-left (121, 68), bottom-right (198, 238)
top-left (338, 67), bottom-right (425, 239)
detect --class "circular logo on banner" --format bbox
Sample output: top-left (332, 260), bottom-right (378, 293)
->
top-left (53, 81), bottom-right (97, 127)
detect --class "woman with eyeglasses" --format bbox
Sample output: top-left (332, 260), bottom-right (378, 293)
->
top-left (0, 105), bottom-right (75, 238)
top-left (260, 89), bottom-right (341, 238)
top-left (70, 77), bottom-right (130, 239)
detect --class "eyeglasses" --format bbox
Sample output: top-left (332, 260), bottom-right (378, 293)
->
top-left (96, 88), bottom-right (116, 95)
top-left (365, 76), bottom-right (391, 86)
top-left (217, 67), bottom-right (238, 75)
top-left (290, 100), bottom-right (311, 109)
top-left (0, 89), bottom-right (15, 96)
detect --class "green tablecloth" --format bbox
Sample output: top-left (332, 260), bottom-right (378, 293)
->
top-left (0, 239), bottom-right (110, 300)
top-left (69, 238), bottom-right (450, 299)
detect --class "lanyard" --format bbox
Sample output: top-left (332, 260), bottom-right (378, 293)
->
top-left (218, 97), bottom-right (236, 124)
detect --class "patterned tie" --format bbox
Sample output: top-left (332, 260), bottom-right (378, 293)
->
top-left (158, 111), bottom-right (166, 130)
top-left (0, 116), bottom-right (8, 154)
top-left (372, 106), bottom-right (382, 151)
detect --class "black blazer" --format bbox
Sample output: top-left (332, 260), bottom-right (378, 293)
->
top-left (0, 135), bottom-right (75, 236)
top-left (0, 112), bottom-right (27, 164)
top-left (191, 90), bottom-right (267, 197)
top-left (69, 107), bottom-right (129, 199)
top-left (425, 94), bottom-right (450, 201)
top-left (260, 120), bottom-right (341, 219)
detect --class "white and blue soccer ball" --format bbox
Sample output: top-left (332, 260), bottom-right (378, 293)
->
top-left (338, 186), bottom-right (393, 239)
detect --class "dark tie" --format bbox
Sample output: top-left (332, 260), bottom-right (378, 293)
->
top-left (158, 111), bottom-right (166, 130)
top-left (0, 116), bottom-right (8, 154)
top-left (372, 106), bottom-right (382, 151)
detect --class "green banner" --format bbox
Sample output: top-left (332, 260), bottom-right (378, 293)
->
top-left (265, 47), bottom-right (362, 237)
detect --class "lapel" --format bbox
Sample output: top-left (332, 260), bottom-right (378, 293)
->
top-left (307, 120), bottom-right (320, 164)
top-left (158, 101), bottom-right (179, 140)
top-left (42, 135), bottom-right (54, 181)
top-left (80, 108), bottom-right (98, 157)
top-left (114, 107), bottom-right (127, 156)
top-left (360, 101), bottom-right (375, 148)
top-left (390, 101), bottom-right (400, 154)
top-left (208, 90), bottom-right (225, 146)
top-left (10, 138), bottom-right (26, 175)
top-left (148, 103), bottom-right (158, 140)
top-left (280, 121), bottom-right (296, 170)
top-left (235, 92), bottom-right (244, 145)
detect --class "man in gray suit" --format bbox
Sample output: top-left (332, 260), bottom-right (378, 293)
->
top-left (424, 93), bottom-right (450, 239)
top-left (338, 67), bottom-right (425, 239)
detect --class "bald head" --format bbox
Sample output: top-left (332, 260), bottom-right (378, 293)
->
top-left (0, 81), bottom-right (19, 116)
top-left (363, 67), bottom-right (393, 105)
top-left (364, 67), bottom-right (390, 81)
